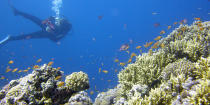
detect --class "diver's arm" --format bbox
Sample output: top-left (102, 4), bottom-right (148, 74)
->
top-left (9, 31), bottom-right (50, 41)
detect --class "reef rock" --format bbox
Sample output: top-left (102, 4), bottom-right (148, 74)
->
top-left (65, 91), bottom-right (92, 105)
top-left (0, 64), bottom-right (90, 105)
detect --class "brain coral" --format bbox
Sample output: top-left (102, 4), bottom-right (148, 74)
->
top-left (65, 71), bottom-right (89, 92)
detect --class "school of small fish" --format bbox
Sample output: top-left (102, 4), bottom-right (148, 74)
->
top-left (2, 59), bottom-right (62, 81)
top-left (108, 18), bottom-right (191, 73)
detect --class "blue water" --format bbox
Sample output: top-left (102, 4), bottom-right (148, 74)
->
top-left (0, 0), bottom-right (209, 100)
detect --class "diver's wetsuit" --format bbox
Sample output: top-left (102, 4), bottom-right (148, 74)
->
top-left (8, 8), bottom-right (71, 42)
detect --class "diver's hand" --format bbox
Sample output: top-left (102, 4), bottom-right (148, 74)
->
top-left (0, 35), bottom-right (10, 47)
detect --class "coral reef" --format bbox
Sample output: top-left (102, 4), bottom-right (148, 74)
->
top-left (94, 21), bottom-right (210, 105)
top-left (0, 64), bottom-right (91, 105)
top-left (1, 21), bottom-right (209, 105)
top-left (94, 85), bottom-right (122, 105)
top-left (66, 91), bottom-right (92, 105)
top-left (65, 71), bottom-right (89, 92)
top-left (118, 48), bottom-right (175, 95)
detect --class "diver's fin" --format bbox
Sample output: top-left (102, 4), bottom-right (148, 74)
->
top-left (0, 36), bottom-right (10, 47)
top-left (8, 0), bottom-right (19, 16)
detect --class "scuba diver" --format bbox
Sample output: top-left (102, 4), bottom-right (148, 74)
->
top-left (0, 3), bottom-right (72, 47)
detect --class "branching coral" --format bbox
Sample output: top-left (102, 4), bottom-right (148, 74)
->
top-left (129, 80), bottom-right (174, 105)
top-left (194, 56), bottom-right (210, 79)
top-left (118, 50), bottom-right (175, 96)
top-left (160, 58), bottom-right (197, 81)
top-left (109, 21), bottom-right (210, 105)
top-left (189, 79), bottom-right (210, 105)
top-left (160, 21), bottom-right (210, 62)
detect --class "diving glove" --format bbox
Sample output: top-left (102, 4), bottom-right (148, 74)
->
top-left (0, 35), bottom-right (10, 47)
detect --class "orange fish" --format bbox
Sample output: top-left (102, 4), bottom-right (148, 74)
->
top-left (36, 58), bottom-right (42, 63)
top-left (57, 67), bottom-right (61, 70)
top-left (173, 22), bottom-right (178, 25)
top-left (120, 44), bottom-right (129, 51)
top-left (194, 17), bottom-right (201, 20)
top-left (136, 46), bottom-right (141, 49)
top-left (196, 21), bottom-right (201, 24)
top-left (160, 30), bottom-right (165, 34)
top-left (33, 65), bottom-right (39, 69)
top-left (154, 36), bottom-right (162, 41)
top-left (55, 76), bottom-right (62, 80)
top-left (57, 82), bottom-right (65, 87)
top-left (168, 25), bottom-right (171, 30)
top-left (114, 59), bottom-right (119, 63)
top-left (12, 68), bottom-right (18, 72)
top-left (48, 61), bottom-right (54, 66)
top-left (6, 68), bottom-right (11, 72)
top-left (144, 42), bottom-right (153, 48)
top-left (0, 76), bottom-right (5, 80)
top-left (197, 23), bottom-right (203, 27)
top-left (130, 53), bottom-right (137, 58)
top-left (128, 58), bottom-right (132, 63)
top-left (151, 42), bottom-right (159, 49)
top-left (102, 70), bottom-right (108, 74)
top-left (23, 69), bottom-right (28, 72)
top-left (120, 62), bottom-right (126, 66)
top-left (199, 27), bottom-right (204, 31)
top-left (8, 60), bottom-right (14, 64)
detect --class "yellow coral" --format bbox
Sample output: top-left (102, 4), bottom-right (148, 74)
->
top-left (65, 71), bottom-right (89, 91)
top-left (118, 50), bottom-right (175, 94)
top-left (194, 56), bottom-right (210, 79)
top-left (116, 21), bottom-right (210, 104)
top-left (189, 79), bottom-right (210, 105)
